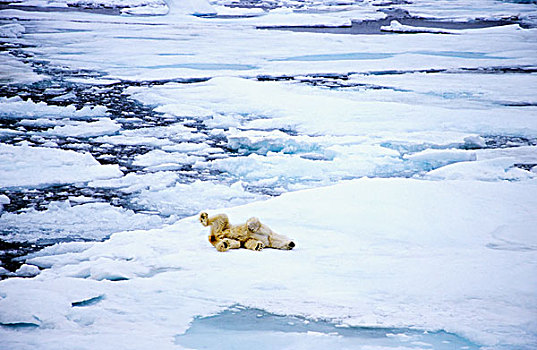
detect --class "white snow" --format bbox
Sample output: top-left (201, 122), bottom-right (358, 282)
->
top-left (165, 0), bottom-right (216, 16)
top-left (17, 0), bottom-right (216, 16)
top-left (92, 135), bottom-right (173, 147)
top-left (404, 148), bottom-right (477, 168)
top-left (1, 1), bottom-right (537, 349)
top-left (132, 180), bottom-right (268, 217)
top-left (127, 77), bottom-right (537, 189)
top-left (425, 157), bottom-right (536, 181)
top-left (352, 72), bottom-right (537, 108)
top-left (389, 0), bottom-right (537, 23)
top-left (0, 144), bottom-right (122, 188)
top-left (153, 103), bottom-right (213, 119)
top-left (90, 174), bottom-right (268, 217)
top-left (0, 200), bottom-right (162, 243)
top-left (0, 23), bottom-right (25, 38)
top-left (0, 194), bottom-right (10, 214)
top-left (381, 20), bottom-right (456, 34)
top-left (89, 171), bottom-right (179, 194)
top-left (0, 178), bottom-right (536, 349)
top-left (0, 128), bottom-right (22, 136)
top-left (14, 264), bottom-right (41, 277)
top-left (0, 53), bottom-right (43, 84)
top-left (18, 119), bottom-right (63, 128)
top-left (93, 124), bottom-right (205, 149)
top-left (0, 97), bottom-right (108, 120)
top-left (131, 77), bottom-right (537, 138)
top-left (68, 195), bottom-right (100, 204)
top-left (133, 149), bottom-right (203, 169)
top-left (45, 118), bottom-right (121, 138)
top-left (0, 195), bottom-right (10, 205)
top-left (424, 146), bottom-right (537, 181)
top-left (3, 2), bottom-right (532, 83)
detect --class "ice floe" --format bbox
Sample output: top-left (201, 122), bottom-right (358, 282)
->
top-left (132, 77), bottom-right (537, 137)
top-left (14, 264), bottom-right (40, 277)
top-left (0, 97), bottom-right (108, 120)
top-left (45, 118), bottom-right (121, 138)
top-left (381, 20), bottom-right (456, 34)
top-left (133, 149), bottom-right (204, 170)
top-left (425, 156), bottom-right (536, 181)
top-left (0, 23), bottom-right (25, 38)
top-left (1, 0), bottom-right (537, 348)
top-left (0, 194), bottom-right (10, 214)
top-left (89, 171), bottom-right (179, 194)
top-left (0, 144), bottom-right (122, 188)
top-left (132, 180), bottom-right (268, 217)
top-left (125, 76), bottom-right (537, 189)
top-left (166, 0), bottom-right (215, 16)
top-left (0, 200), bottom-right (162, 243)
top-left (0, 178), bottom-right (536, 349)
top-left (0, 53), bottom-right (43, 85)
top-left (424, 146), bottom-right (537, 181)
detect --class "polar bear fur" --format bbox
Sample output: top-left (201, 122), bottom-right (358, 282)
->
top-left (199, 212), bottom-right (295, 252)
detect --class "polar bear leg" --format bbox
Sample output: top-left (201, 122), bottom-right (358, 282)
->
top-left (215, 239), bottom-right (230, 252)
top-left (215, 238), bottom-right (240, 252)
top-left (244, 238), bottom-right (264, 251)
top-left (226, 239), bottom-right (241, 250)
top-left (200, 212), bottom-right (230, 234)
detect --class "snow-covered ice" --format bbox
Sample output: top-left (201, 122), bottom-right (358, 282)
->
top-left (45, 118), bottom-right (121, 138)
top-left (1, 178), bottom-right (536, 349)
top-left (381, 20), bottom-right (457, 34)
top-left (0, 52), bottom-right (43, 85)
top-left (0, 200), bottom-right (162, 243)
top-left (0, 144), bottom-right (122, 188)
top-left (0, 23), bottom-right (25, 38)
top-left (0, 194), bottom-right (10, 214)
top-left (132, 180), bottom-right (268, 217)
top-left (1, 0), bottom-right (537, 348)
top-left (0, 97), bottom-right (108, 120)
top-left (14, 264), bottom-right (40, 277)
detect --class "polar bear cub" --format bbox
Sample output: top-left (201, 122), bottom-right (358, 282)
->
top-left (199, 212), bottom-right (295, 252)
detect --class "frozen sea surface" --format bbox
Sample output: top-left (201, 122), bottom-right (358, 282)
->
top-left (1, 0), bottom-right (537, 348)
top-left (1, 178), bottom-right (536, 349)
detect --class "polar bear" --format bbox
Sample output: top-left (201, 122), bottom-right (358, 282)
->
top-left (199, 212), bottom-right (295, 252)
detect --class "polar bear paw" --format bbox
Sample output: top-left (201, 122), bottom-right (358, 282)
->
top-left (216, 239), bottom-right (230, 252)
top-left (199, 212), bottom-right (209, 226)
top-left (254, 241), bottom-right (264, 251)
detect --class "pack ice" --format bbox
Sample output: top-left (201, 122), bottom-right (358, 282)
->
top-left (1, 0), bottom-right (537, 349)
top-left (1, 179), bottom-right (537, 349)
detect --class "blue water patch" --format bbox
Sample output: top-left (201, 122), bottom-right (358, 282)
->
top-left (175, 307), bottom-right (480, 350)
top-left (55, 52), bottom-right (90, 55)
top-left (272, 51), bottom-right (505, 62)
top-left (157, 53), bottom-right (195, 56)
top-left (142, 63), bottom-right (258, 70)
top-left (113, 37), bottom-right (179, 41)
top-left (413, 51), bottom-right (506, 59)
top-left (72, 295), bottom-right (105, 307)
top-left (0, 322), bottom-right (40, 329)
top-left (0, 316), bottom-right (40, 329)
top-left (501, 0), bottom-right (537, 3)
top-left (272, 52), bottom-right (395, 61)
